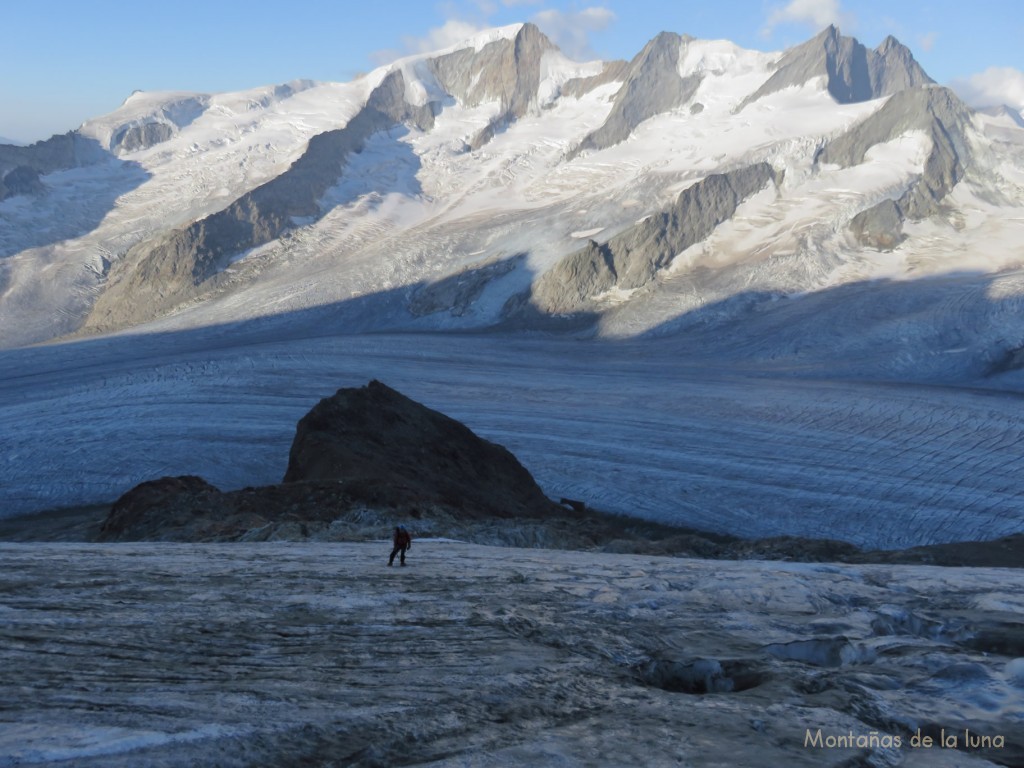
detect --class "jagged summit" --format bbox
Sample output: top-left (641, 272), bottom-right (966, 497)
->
top-left (427, 22), bottom-right (556, 149)
top-left (568, 31), bottom-right (701, 158)
top-left (738, 25), bottom-right (933, 109)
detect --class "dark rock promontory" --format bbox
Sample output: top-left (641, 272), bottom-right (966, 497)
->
top-left (284, 379), bottom-right (560, 519)
top-left (97, 381), bottom-right (564, 542)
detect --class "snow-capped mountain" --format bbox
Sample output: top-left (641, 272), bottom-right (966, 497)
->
top-left (3, 23), bottom-right (1024, 378)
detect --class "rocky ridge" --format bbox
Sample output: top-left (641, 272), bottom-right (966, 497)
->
top-left (428, 23), bottom-right (556, 150)
top-left (7, 23), bottom-right (1015, 359)
top-left (80, 25), bottom-right (561, 333)
top-left (526, 162), bottom-right (780, 315)
top-left (0, 132), bottom-right (109, 200)
top-left (822, 86), bottom-right (973, 248)
top-left (82, 70), bottom-right (438, 332)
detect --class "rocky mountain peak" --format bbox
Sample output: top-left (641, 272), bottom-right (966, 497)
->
top-left (426, 21), bottom-right (556, 149)
top-left (568, 30), bottom-right (701, 158)
top-left (738, 26), bottom-right (933, 110)
top-left (876, 34), bottom-right (900, 53)
top-left (819, 23), bottom-right (841, 41)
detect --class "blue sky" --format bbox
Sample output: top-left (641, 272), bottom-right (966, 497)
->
top-left (2, 0), bottom-right (1023, 143)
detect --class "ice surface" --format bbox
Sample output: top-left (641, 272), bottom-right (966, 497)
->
top-left (0, 542), bottom-right (1019, 767)
top-left (2, 329), bottom-right (1024, 549)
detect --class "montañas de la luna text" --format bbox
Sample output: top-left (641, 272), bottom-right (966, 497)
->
top-left (804, 728), bottom-right (1006, 750)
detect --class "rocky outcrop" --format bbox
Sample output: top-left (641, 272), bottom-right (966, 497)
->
top-left (409, 254), bottom-right (524, 317)
top-left (569, 33), bottom-right (701, 159)
top-left (284, 380), bottom-right (559, 519)
top-left (428, 23), bottom-right (555, 150)
top-left (821, 86), bottom-right (973, 246)
top-left (737, 26), bottom-right (933, 111)
top-left (0, 165), bottom-right (45, 200)
top-left (95, 476), bottom-right (419, 542)
top-left (82, 70), bottom-right (437, 333)
top-left (0, 133), bottom-right (74, 176)
top-left (106, 94), bottom-right (210, 154)
top-left (0, 131), bottom-right (106, 178)
top-left (528, 162), bottom-right (779, 315)
top-left (97, 381), bottom-right (565, 541)
top-left (97, 475), bottom-right (223, 541)
top-left (560, 60), bottom-right (630, 99)
top-left (848, 199), bottom-right (905, 250)
top-left (111, 122), bottom-right (176, 153)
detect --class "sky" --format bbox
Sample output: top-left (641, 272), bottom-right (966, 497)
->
top-left (1, 0), bottom-right (1023, 143)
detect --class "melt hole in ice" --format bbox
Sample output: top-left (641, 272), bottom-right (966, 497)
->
top-left (639, 658), bottom-right (765, 694)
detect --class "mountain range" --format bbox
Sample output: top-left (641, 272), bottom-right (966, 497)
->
top-left (2, 23), bottom-right (1023, 382)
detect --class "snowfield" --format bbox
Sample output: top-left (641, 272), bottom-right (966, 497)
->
top-left (0, 541), bottom-right (1020, 767)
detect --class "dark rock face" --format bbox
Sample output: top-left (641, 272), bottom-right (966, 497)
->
top-left (0, 131), bottom-right (111, 177)
top-left (569, 32), bottom-right (701, 159)
top-left (284, 380), bottom-right (558, 519)
top-left (111, 122), bottom-right (176, 153)
top-left (849, 199), bottom-right (905, 250)
top-left (409, 254), bottom-right (524, 318)
top-left (107, 94), bottom-right (210, 154)
top-left (0, 166), bottom-right (45, 200)
top-left (428, 23), bottom-right (556, 151)
top-left (97, 381), bottom-right (563, 541)
top-left (0, 133), bottom-right (76, 178)
top-left (528, 162), bottom-right (779, 315)
top-left (98, 475), bottom-right (223, 540)
top-left (738, 26), bottom-right (933, 111)
top-left (821, 87), bottom-right (973, 243)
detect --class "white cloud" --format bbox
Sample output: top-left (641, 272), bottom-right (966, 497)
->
top-left (951, 66), bottom-right (1024, 111)
top-left (370, 18), bottom-right (488, 64)
top-left (531, 6), bottom-right (615, 60)
top-left (405, 19), bottom-right (488, 54)
top-left (369, 2), bottom-right (616, 66)
top-left (762, 0), bottom-right (851, 37)
top-left (918, 31), bottom-right (937, 53)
